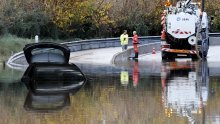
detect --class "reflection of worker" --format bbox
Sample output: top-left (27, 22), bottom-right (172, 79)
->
top-left (2, 61), bottom-right (5, 70)
top-left (120, 70), bottom-right (129, 86)
top-left (120, 30), bottom-right (129, 51)
top-left (132, 60), bottom-right (139, 87)
top-left (132, 31), bottom-right (139, 59)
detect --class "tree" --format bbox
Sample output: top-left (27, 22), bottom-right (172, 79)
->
top-left (108, 0), bottom-right (163, 36)
top-left (206, 0), bottom-right (220, 32)
top-left (43, 0), bottom-right (113, 38)
top-left (0, 0), bottom-right (49, 37)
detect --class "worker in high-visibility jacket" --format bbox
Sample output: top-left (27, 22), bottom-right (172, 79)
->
top-left (120, 30), bottom-right (129, 51)
top-left (132, 31), bottom-right (139, 59)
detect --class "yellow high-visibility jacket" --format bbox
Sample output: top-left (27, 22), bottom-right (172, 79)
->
top-left (120, 34), bottom-right (128, 45)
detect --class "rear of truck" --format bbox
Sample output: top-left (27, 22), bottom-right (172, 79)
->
top-left (161, 12), bottom-right (198, 59)
top-left (161, 10), bottom-right (209, 59)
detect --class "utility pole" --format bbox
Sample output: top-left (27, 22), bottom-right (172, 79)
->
top-left (202, 0), bottom-right (205, 12)
top-left (195, 0), bottom-right (205, 59)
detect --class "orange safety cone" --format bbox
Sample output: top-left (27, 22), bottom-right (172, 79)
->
top-left (161, 30), bottom-right (166, 41)
top-left (152, 47), bottom-right (156, 54)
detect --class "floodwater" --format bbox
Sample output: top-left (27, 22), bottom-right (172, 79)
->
top-left (0, 58), bottom-right (220, 124)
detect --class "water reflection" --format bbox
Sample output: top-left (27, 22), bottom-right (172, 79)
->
top-left (2, 61), bottom-right (5, 70)
top-left (22, 63), bottom-right (86, 112)
top-left (161, 60), bottom-right (209, 123)
top-left (120, 60), bottom-right (140, 87)
top-left (3, 56), bottom-right (220, 123)
top-left (120, 69), bottom-right (129, 86)
top-left (132, 60), bottom-right (139, 87)
top-left (0, 61), bottom-right (24, 83)
top-left (24, 92), bottom-right (70, 112)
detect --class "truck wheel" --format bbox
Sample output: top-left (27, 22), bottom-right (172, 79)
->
top-left (167, 55), bottom-right (175, 61)
top-left (162, 52), bottom-right (168, 60)
top-left (162, 52), bottom-right (175, 61)
top-left (192, 55), bottom-right (198, 61)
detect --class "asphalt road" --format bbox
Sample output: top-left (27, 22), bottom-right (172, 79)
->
top-left (69, 47), bottom-right (132, 65)
top-left (69, 46), bottom-right (220, 65)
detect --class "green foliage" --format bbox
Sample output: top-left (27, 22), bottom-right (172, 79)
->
top-left (0, 34), bottom-right (33, 60)
top-left (109, 0), bottom-right (163, 36)
top-left (0, 0), bottom-right (219, 39)
top-left (0, 0), bottom-right (50, 37)
top-left (206, 0), bottom-right (220, 32)
top-left (42, 0), bottom-right (113, 38)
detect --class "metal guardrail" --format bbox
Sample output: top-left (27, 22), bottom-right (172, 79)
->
top-left (112, 42), bottom-right (161, 64)
top-left (6, 36), bottom-right (160, 69)
top-left (7, 51), bottom-right (26, 69)
top-left (209, 33), bottom-right (220, 37)
top-left (63, 36), bottom-right (161, 52)
top-left (63, 36), bottom-right (160, 46)
top-left (6, 33), bottom-right (220, 69)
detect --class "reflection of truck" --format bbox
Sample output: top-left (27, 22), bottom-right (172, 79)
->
top-left (161, 61), bottom-right (209, 123)
top-left (161, 0), bottom-right (209, 59)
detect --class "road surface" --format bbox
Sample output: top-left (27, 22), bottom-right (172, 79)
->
top-left (69, 46), bottom-right (220, 65)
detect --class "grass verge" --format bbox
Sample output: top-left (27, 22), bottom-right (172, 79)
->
top-left (0, 34), bottom-right (82, 61)
top-left (0, 35), bottom-right (34, 61)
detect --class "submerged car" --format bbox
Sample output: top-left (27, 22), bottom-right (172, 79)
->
top-left (21, 42), bottom-right (87, 112)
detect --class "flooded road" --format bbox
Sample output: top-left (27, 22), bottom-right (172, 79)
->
top-left (0, 57), bottom-right (220, 124)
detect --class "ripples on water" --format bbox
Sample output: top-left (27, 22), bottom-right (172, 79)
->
top-left (0, 60), bottom-right (220, 124)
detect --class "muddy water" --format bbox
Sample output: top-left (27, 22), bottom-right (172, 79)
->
top-left (0, 60), bottom-right (220, 124)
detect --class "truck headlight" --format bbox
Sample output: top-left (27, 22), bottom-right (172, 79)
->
top-left (188, 36), bottom-right (196, 45)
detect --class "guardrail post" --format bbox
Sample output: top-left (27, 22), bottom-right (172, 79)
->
top-left (35, 35), bottom-right (39, 43)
